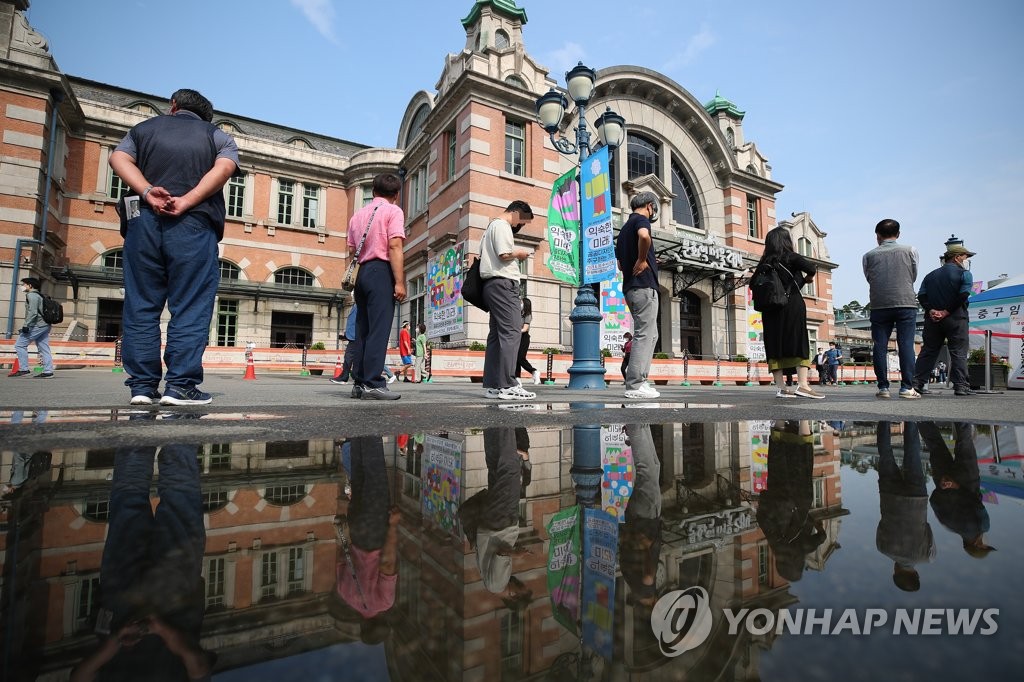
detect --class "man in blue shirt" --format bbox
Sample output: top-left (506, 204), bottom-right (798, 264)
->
top-left (824, 342), bottom-right (842, 385)
top-left (913, 245), bottom-right (975, 396)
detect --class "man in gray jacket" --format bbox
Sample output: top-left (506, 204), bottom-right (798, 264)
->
top-left (863, 219), bottom-right (920, 399)
top-left (11, 277), bottom-right (54, 378)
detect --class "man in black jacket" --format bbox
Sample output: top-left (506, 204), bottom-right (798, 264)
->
top-left (913, 245), bottom-right (976, 396)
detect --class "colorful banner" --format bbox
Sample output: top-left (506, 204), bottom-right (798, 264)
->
top-left (546, 505), bottom-right (582, 635)
top-left (745, 286), bottom-right (765, 361)
top-left (749, 420), bottom-right (771, 493)
top-left (581, 146), bottom-right (616, 285)
top-left (421, 435), bottom-right (463, 539)
top-left (601, 425), bottom-right (634, 522)
top-left (427, 241), bottom-right (466, 338)
top-left (546, 169), bottom-right (580, 285)
top-left (601, 271), bottom-right (631, 354)
top-left (582, 507), bottom-right (618, 659)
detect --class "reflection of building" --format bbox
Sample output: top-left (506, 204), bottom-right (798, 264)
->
top-left (2, 0), bottom-right (834, 359)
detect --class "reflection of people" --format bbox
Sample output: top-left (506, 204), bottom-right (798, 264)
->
top-left (70, 444), bottom-right (210, 681)
top-left (756, 420), bottom-right (827, 581)
top-left (920, 422), bottom-right (996, 558)
top-left (0, 449), bottom-right (51, 498)
top-left (335, 436), bottom-right (400, 643)
top-left (460, 427), bottom-right (533, 607)
top-left (620, 423), bottom-right (662, 607)
top-left (109, 89), bottom-right (240, 407)
top-left (875, 422), bottom-right (934, 591)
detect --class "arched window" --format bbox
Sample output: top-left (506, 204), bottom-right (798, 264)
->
top-left (274, 267), bottom-right (314, 287)
top-left (264, 485), bottom-right (307, 506)
top-left (505, 75), bottom-right (527, 89)
top-left (103, 249), bottom-right (123, 271)
top-left (726, 127), bottom-right (735, 147)
top-left (746, 163), bottom-right (759, 176)
top-left (495, 29), bottom-right (510, 49)
top-left (288, 137), bottom-right (312, 149)
top-left (670, 158), bottom-right (701, 229)
top-left (408, 105), bottom-right (430, 144)
top-left (219, 260), bottom-right (241, 280)
top-left (627, 133), bottom-right (660, 180)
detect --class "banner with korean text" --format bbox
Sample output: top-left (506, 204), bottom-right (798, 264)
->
top-left (545, 505), bottom-right (581, 634)
top-left (427, 241), bottom-right (466, 338)
top-left (581, 146), bottom-right (615, 284)
top-left (546, 169), bottom-right (581, 285)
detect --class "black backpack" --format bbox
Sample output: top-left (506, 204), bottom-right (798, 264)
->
top-left (461, 256), bottom-right (490, 312)
top-left (40, 294), bottom-right (64, 325)
top-left (751, 260), bottom-right (796, 313)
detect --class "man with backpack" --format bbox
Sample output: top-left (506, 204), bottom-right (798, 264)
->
top-left (12, 277), bottom-right (54, 378)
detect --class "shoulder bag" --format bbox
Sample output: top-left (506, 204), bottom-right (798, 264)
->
top-left (341, 204), bottom-right (381, 292)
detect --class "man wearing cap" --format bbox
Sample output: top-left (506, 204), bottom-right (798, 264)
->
top-left (913, 244), bottom-right (976, 396)
top-left (615, 192), bottom-right (661, 400)
top-left (862, 218), bottom-right (920, 399)
top-left (12, 277), bottom-right (54, 378)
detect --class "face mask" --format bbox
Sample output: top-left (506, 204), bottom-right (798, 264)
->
top-left (648, 204), bottom-right (659, 222)
top-left (512, 222), bottom-right (525, 234)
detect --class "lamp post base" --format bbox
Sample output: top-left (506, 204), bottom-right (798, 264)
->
top-left (567, 284), bottom-right (607, 390)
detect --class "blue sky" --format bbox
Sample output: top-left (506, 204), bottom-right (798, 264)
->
top-left (25, 0), bottom-right (1022, 307)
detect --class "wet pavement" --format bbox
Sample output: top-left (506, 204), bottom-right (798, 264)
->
top-left (1, 371), bottom-right (1023, 680)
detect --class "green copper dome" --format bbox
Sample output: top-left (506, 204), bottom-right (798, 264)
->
top-left (461, 0), bottom-right (528, 28)
top-left (704, 90), bottom-right (745, 120)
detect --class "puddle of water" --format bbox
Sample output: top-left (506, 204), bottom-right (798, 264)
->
top-left (0, 409), bottom-right (286, 423)
top-left (0, 420), bottom-right (1019, 681)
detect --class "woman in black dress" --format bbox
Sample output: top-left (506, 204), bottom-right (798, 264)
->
top-left (756, 227), bottom-right (824, 399)
top-left (516, 297), bottom-right (540, 385)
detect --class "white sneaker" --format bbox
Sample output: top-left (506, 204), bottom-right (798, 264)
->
top-left (386, 374), bottom-right (397, 385)
top-left (515, 377), bottom-right (522, 387)
top-left (532, 369), bottom-right (542, 385)
top-left (484, 388), bottom-right (500, 399)
top-left (498, 386), bottom-right (535, 400)
top-left (776, 389), bottom-right (797, 399)
top-left (624, 382), bottom-right (660, 399)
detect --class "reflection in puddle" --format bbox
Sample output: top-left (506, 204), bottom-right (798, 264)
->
top-left (0, 409), bottom-right (286, 424)
top-left (1, 421), bottom-right (1019, 680)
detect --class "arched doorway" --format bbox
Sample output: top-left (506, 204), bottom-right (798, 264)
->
top-left (679, 292), bottom-right (702, 357)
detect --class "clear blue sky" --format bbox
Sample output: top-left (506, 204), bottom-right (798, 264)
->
top-left (25, 0), bottom-right (1023, 307)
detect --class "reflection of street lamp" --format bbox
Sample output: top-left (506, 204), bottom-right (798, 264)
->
top-left (536, 63), bottom-right (626, 389)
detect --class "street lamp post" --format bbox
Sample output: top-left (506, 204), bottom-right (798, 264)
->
top-left (536, 63), bottom-right (625, 389)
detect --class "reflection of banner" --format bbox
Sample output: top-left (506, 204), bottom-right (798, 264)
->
top-left (421, 435), bottom-right (462, 538)
top-left (746, 287), bottom-right (765, 361)
top-left (601, 425), bottom-right (634, 522)
top-left (546, 505), bottom-right (581, 635)
top-left (582, 507), bottom-right (618, 659)
top-left (601, 271), bottom-right (631, 353)
top-left (546, 169), bottom-right (580, 285)
top-left (581, 147), bottom-right (615, 284)
top-left (749, 420), bottom-right (771, 493)
top-left (427, 241), bottom-right (466, 338)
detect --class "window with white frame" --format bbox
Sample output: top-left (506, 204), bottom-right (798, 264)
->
top-left (501, 610), bottom-right (524, 673)
top-left (505, 120), bottom-right (525, 176)
top-left (670, 157), bottom-right (701, 229)
top-left (103, 249), bottom-right (123, 271)
top-left (274, 267), bottom-right (315, 287)
top-left (110, 172), bottom-right (130, 200)
top-left (227, 174), bottom-right (245, 218)
top-left (361, 184), bottom-right (374, 207)
top-left (257, 547), bottom-right (309, 601)
top-left (76, 576), bottom-right (101, 632)
top-left (408, 275), bottom-right (425, 331)
top-left (813, 477), bottom-right (825, 508)
top-left (302, 184), bottom-right (320, 228)
top-left (277, 179), bottom-right (294, 224)
top-left (287, 547), bottom-right (306, 594)
top-left (627, 133), bottom-right (660, 180)
top-left (410, 168), bottom-right (427, 215)
top-left (447, 128), bottom-right (457, 180)
top-left (259, 552), bottom-right (279, 600)
top-left (206, 557), bottom-right (226, 609)
top-left (746, 196), bottom-right (759, 238)
top-left (216, 299), bottom-right (238, 347)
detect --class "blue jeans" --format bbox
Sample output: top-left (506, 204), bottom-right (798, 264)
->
top-left (15, 323), bottom-right (53, 372)
top-left (122, 209), bottom-right (218, 393)
top-left (871, 307), bottom-right (917, 390)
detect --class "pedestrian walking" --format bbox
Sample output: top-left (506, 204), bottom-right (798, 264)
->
top-left (12, 277), bottom-right (54, 379)
top-left (481, 200), bottom-right (536, 400)
top-left (913, 244), bottom-right (976, 396)
top-left (108, 88), bottom-right (240, 406)
top-left (515, 298), bottom-right (541, 385)
top-left (863, 218), bottom-right (920, 399)
top-left (348, 173), bottom-right (406, 401)
top-left (414, 323), bottom-right (428, 383)
top-left (938, 361), bottom-right (948, 384)
top-left (755, 227), bottom-right (823, 399)
top-left (813, 348), bottom-right (827, 386)
top-left (396, 321), bottom-right (414, 382)
top-left (824, 342), bottom-right (842, 386)
top-left (615, 192), bottom-right (661, 399)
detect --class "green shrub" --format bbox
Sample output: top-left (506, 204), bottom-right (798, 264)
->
top-left (542, 347), bottom-right (562, 355)
top-left (468, 341), bottom-right (486, 352)
top-left (653, 352), bottom-right (670, 360)
top-left (601, 348), bottom-right (612, 357)
top-left (733, 354), bottom-right (748, 362)
top-left (309, 341), bottom-right (326, 350)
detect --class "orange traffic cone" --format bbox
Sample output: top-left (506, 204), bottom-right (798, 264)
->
top-left (243, 352), bottom-right (256, 380)
top-left (7, 356), bottom-right (21, 377)
top-left (332, 355), bottom-right (343, 381)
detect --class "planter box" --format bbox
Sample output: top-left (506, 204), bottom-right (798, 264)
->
top-left (968, 364), bottom-right (1008, 390)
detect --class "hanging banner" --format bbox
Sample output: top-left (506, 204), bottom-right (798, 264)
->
top-left (546, 169), bottom-right (581, 285)
top-left (745, 286), bottom-right (766, 361)
top-left (601, 425), bottom-right (634, 523)
top-left (421, 435), bottom-right (463, 539)
top-left (601, 271), bottom-right (631, 354)
top-left (749, 420), bottom-right (771, 493)
top-left (581, 146), bottom-right (616, 285)
top-left (545, 505), bottom-right (582, 635)
top-left (427, 241), bottom-right (466, 338)
top-left (582, 507), bottom-right (618, 659)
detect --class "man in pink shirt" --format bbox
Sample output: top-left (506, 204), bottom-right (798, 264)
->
top-left (348, 173), bottom-right (406, 400)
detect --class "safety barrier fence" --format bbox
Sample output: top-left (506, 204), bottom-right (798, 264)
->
top-left (1, 340), bottom-right (905, 385)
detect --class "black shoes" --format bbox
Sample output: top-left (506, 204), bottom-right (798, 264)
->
top-left (954, 387), bottom-right (976, 397)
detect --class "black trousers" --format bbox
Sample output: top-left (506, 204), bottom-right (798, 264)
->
top-left (353, 260), bottom-right (395, 389)
top-left (914, 313), bottom-right (969, 391)
top-left (516, 331), bottom-right (536, 375)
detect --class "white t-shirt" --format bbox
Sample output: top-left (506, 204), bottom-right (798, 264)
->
top-left (480, 218), bottom-right (521, 281)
